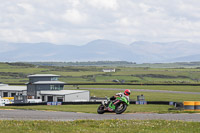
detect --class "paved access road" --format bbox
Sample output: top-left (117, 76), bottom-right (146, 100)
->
top-left (0, 110), bottom-right (200, 122)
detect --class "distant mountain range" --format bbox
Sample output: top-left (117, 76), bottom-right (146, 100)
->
top-left (0, 39), bottom-right (200, 63)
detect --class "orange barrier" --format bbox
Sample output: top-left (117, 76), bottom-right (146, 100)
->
top-left (184, 101), bottom-right (195, 111)
top-left (2, 97), bottom-right (14, 100)
top-left (195, 101), bottom-right (200, 111)
top-left (184, 101), bottom-right (200, 111)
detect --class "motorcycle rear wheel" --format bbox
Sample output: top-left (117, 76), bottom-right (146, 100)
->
top-left (115, 103), bottom-right (127, 114)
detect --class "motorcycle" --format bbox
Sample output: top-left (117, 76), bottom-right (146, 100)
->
top-left (97, 96), bottom-right (129, 114)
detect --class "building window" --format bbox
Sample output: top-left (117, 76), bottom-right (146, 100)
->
top-left (50, 85), bottom-right (55, 90)
top-left (51, 77), bottom-right (58, 81)
top-left (15, 95), bottom-right (23, 100)
top-left (3, 92), bottom-right (8, 97)
top-left (11, 93), bottom-right (16, 97)
top-left (50, 85), bottom-right (63, 90)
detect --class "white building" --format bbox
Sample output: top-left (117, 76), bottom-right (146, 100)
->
top-left (102, 68), bottom-right (116, 72)
top-left (0, 84), bottom-right (26, 97)
top-left (38, 90), bottom-right (90, 102)
top-left (0, 74), bottom-right (91, 103)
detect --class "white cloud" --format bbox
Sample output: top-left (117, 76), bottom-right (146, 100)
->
top-left (17, 3), bottom-right (35, 13)
top-left (0, 0), bottom-right (200, 45)
top-left (86, 0), bottom-right (118, 10)
top-left (62, 9), bottom-right (88, 24)
top-left (116, 18), bottom-right (132, 27)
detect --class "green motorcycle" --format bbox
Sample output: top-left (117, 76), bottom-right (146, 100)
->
top-left (97, 96), bottom-right (129, 114)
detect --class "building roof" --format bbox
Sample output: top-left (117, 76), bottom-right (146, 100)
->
top-left (40, 90), bottom-right (89, 95)
top-left (103, 68), bottom-right (115, 70)
top-left (32, 81), bottom-right (65, 85)
top-left (0, 85), bottom-right (26, 91)
top-left (27, 74), bottom-right (60, 78)
top-left (0, 84), bottom-right (8, 87)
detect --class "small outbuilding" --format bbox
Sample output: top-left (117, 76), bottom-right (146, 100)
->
top-left (102, 68), bottom-right (115, 72)
top-left (39, 90), bottom-right (90, 102)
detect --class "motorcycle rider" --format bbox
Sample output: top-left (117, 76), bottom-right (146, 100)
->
top-left (106, 89), bottom-right (131, 111)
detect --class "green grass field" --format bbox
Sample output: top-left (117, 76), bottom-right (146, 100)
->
top-left (84, 89), bottom-right (200, 102)
top-left (71, 85), bottom-right (200, 92)
top-left (1, 62), bottom-right (200, 132)
top-left (0, 120), bottom-right (200, 133)
top-left (1, 62), bottom-right (200, 84)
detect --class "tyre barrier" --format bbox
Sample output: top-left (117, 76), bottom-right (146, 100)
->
top-left (5, 101), bottom-right (102, 106)
top-left (147, 101), bottom-right (170, 105)
top-left (5, 102), bottom-right (47, 106)
top-left (184, 101), bottom-right (200, 111)
top-left (5, 101), bottom-right (180, 106)
top-left (62, 101), bottom-right (102, 105)
top-left (8, 83), bottom-right (200, 86)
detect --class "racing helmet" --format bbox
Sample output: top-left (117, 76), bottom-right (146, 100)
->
top-left (124, 89), bottom-right (131, 96)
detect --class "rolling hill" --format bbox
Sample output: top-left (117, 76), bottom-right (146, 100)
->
top-left (0, 40), bottom-right (199, 63)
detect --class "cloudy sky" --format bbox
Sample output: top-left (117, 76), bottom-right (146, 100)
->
top-left (0, 0), bottom-right (200, 45)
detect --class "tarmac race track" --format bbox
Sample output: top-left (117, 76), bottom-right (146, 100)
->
top-left (0, 109), bottom-right (200, 122)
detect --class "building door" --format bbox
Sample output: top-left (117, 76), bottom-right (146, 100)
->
top-left (3, 92), bottom-right (8, 97)
top-left (47, 96), bottom-right (53, 102)
top-left (57, 97), bottom-right (63, 102)
top-left (42, 96), bottom-right (45, 101)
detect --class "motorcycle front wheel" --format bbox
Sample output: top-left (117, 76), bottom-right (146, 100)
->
top-left (97, 104), bottom-right (105, 114)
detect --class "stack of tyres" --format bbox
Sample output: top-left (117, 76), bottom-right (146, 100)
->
top-left (184, 101), bottom-right (195, 111)
top-left (195, 101), bottom-right (200, 111)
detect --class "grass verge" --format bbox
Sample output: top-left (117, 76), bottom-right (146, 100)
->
top-left (0, 119), bottom-right (200, 133)
top-left (0, 104), bottom-right (179, 114)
